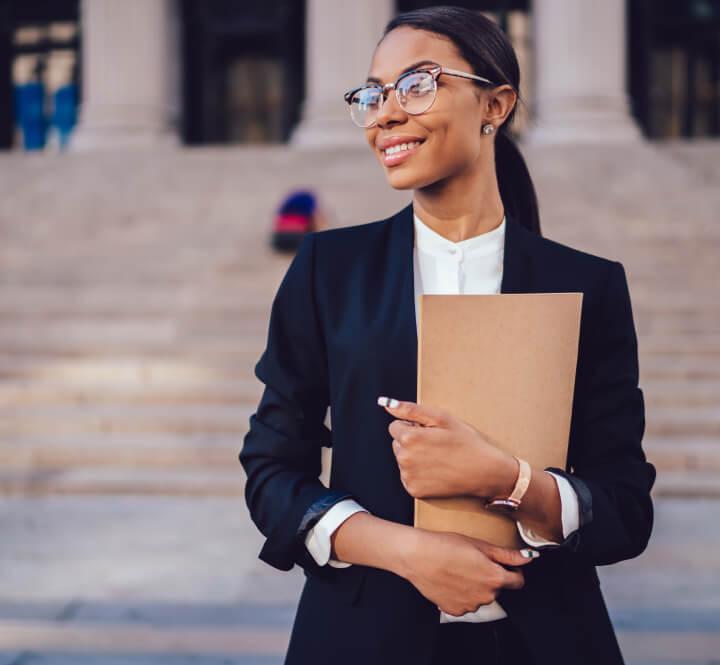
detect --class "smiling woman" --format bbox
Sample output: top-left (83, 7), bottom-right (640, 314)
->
top-left (352, 10), bottom-right (539, 240)
top-left (240, 6), bottom-right (655, 665)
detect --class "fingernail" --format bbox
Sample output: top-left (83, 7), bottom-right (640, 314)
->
top-left (520, 549), bottom-right (541, 559)
top-left (377, 396), bottom-right (400, 408)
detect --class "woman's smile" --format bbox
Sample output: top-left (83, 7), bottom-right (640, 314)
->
top-left (382, 139), bottom-right (425, 166)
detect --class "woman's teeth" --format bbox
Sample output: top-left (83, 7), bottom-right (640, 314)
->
top-left (384, 141), bottom-right (422, 155)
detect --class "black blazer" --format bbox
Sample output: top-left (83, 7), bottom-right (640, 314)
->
top-left (240, 202), bottom-right (656, 665)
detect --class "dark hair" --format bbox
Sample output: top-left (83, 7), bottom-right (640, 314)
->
top-left (381, 6), bottom-right (542, 235)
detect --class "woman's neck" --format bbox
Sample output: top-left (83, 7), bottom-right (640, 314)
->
top-left (412, 160), bottom-right (505, 242)
top-left (412, 194), bottom-right (505, 243)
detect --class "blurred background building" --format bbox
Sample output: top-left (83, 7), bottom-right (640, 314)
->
top-left (0, 2), bottom-right (719, 664)
top-left (1, 0), bottom-right (720, 151)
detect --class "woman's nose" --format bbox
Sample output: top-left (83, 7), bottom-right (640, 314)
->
top-left (375, 90), bottom-right (407, 128)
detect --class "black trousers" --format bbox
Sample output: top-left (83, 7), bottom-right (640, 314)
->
top-left (430, 618), bottom-right (536, 665)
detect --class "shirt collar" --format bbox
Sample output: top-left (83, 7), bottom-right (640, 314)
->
top-left (413, 211), bottom-right (506, 257)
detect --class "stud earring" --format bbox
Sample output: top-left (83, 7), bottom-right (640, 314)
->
top-left (482, 124), bottom-right (495, 135)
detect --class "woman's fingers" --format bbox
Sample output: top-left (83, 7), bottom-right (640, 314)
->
top-left (498, 566), bottom-right (526, 590)
top-left (402, 531), bottom-right (538, 617)
top-left (378, 397), bottom-right (451, 428)
top-left (476, 541), bottom-right (540, 567)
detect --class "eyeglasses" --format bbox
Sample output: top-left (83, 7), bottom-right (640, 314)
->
top-left (343, 62), bottom-right (495, 128)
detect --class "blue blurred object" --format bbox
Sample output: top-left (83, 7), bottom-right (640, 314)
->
top-left (14, 81), bottom-right (47, 151)
top-left (278, 190), bottom-right (317, 217)
top-left (52, 84), bottom-right (78, 150)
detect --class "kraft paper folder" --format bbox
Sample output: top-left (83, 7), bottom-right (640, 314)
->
top-left (415, 293), bottom-right (583, 549)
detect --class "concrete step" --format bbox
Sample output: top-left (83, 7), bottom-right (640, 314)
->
top-left (0, 338), bottom-right (716, 363)
top-left (1, 373), bottom-right (715, 408)
top-left (0, 467), bottom-right (248, 497)
top-left (2, 616), bottom-right (717, 664)
top-left (642, 357), bottom-right (720, 380)
top-left (0, 359), bottom-right (260, 389)
top-left (650, 470), bottom-right (720, 498)
top-left (0, 461), bottom-right (715, 499)
top-left (1, 307), bottom-right (718, 337)
top-left (645, 407), bottom-right (720, 437)
top-left (0, 382), bottom-right (262, 407)
top-left (0, 396), bottom-right (252, 417)
top-left (0, 317), bottom-right (271, 341)
top-left (0, 433), bottom-right (244, 470)
top-left (0, 284), bottom-right (715, 306)
top-left (0, 406), bottom-right (255, 436)
top-left (0, 431), bottom-right (713, 471)
top-left (0, 618), bottom-right (290, 660)
top-left (0, 304), bottom-right (273, 320)
top-left (0, 340), bottom-right (716, 366)
top-left (0, 344), bottom-right (265, 360)
top-left (642, 379), bottom-right (720, 407)
top-left (640, 334), bottom-right (720, 355)
top-left (645, 437), bottom-right (720, 471)
top-left (0, 297), bottom-right (277, 316)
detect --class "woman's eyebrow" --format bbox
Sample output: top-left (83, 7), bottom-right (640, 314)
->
top-left (366, 59), bottom-right (437, 84)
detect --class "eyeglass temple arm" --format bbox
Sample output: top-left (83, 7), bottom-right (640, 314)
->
top-left (441, 66), bottom-right (494, 85)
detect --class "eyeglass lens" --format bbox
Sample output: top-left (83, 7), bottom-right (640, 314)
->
top-left (349, 70), bottom-right (436, 127)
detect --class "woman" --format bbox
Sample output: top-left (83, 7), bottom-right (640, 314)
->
top-left (240, 7), bottom-right (656, 665)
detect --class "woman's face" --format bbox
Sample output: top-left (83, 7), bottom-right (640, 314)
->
top-left (364, 27), bottom-right (493, 191)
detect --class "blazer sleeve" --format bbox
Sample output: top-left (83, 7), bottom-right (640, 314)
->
top-left (542, 260), bottom-right (657, 566)
top-left (239, 232), bottom-right (353, 575)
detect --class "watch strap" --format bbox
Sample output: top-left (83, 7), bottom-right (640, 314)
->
top-left (485, 456), bottom-right (531, 511)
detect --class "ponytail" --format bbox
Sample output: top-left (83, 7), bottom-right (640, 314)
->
top-left (495, 128), bottom-right (542, 236)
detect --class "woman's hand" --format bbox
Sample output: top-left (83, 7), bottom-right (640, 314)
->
top-left (398, 528), bottom-right (539, 617)
top-left (379, 397), bottom-right (517, 500)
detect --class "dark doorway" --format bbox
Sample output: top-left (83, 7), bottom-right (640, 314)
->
top-left (180, 0), bottom-right (305, 145)
top-left (629, 0), bottom-right (720, 138)
top-left (0, 0), bottom-right (80, 150)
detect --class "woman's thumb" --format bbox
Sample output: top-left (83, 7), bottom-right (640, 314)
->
top-left (484, 543), bottom-right (541, 567)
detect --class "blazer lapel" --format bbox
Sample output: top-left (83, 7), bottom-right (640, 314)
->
top-left (377, 202), bottom-right (418, 404)
top-left (500, 208), bottom-right (535, 294)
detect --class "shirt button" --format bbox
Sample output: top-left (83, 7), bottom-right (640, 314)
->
top-left (448, 247), bottom-right (457, 254)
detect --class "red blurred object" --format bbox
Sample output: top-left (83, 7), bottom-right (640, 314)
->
top-left (275, 213), bottom-right (312, 234)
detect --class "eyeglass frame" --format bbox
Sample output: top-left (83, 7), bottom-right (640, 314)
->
top-left (342, 62), bottom-right (496, 128)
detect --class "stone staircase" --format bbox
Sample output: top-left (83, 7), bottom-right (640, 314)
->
top-left (0, 141), bottom-right (718, 498)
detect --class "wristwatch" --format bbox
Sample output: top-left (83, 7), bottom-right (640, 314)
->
top-left (484, 456), bottom-right (531, 512)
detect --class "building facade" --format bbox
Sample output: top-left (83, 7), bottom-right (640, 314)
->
top-left (1, 0), bottom-right (719, 151)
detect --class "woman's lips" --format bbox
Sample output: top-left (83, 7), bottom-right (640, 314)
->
top-left (381, 141), bottom-right (424, 167)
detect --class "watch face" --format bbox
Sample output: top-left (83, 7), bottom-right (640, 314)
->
top-left (485, 498), bottom-right (520, 511)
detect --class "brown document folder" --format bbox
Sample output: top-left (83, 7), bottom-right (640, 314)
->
top-left (414, 293), bottom-right (583, 548)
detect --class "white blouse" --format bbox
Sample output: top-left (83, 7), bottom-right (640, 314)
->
top-left (304, 211), bottom-right (581, 623)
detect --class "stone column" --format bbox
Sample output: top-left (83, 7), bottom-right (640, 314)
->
top-left (72, 0), bottom-right (179, 150)
top-left (291, 0), bottom-right (394, 148)
top-left (525, 0), bottom-right (642, 144)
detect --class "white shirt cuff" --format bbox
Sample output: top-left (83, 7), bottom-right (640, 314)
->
top-left (304, 499), bottom-right (368, 568)
top-left (516, 471), bottom-right (581, 546)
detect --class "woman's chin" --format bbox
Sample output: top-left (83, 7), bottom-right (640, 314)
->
top-left (385, 167), bottom-right (424, 190)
